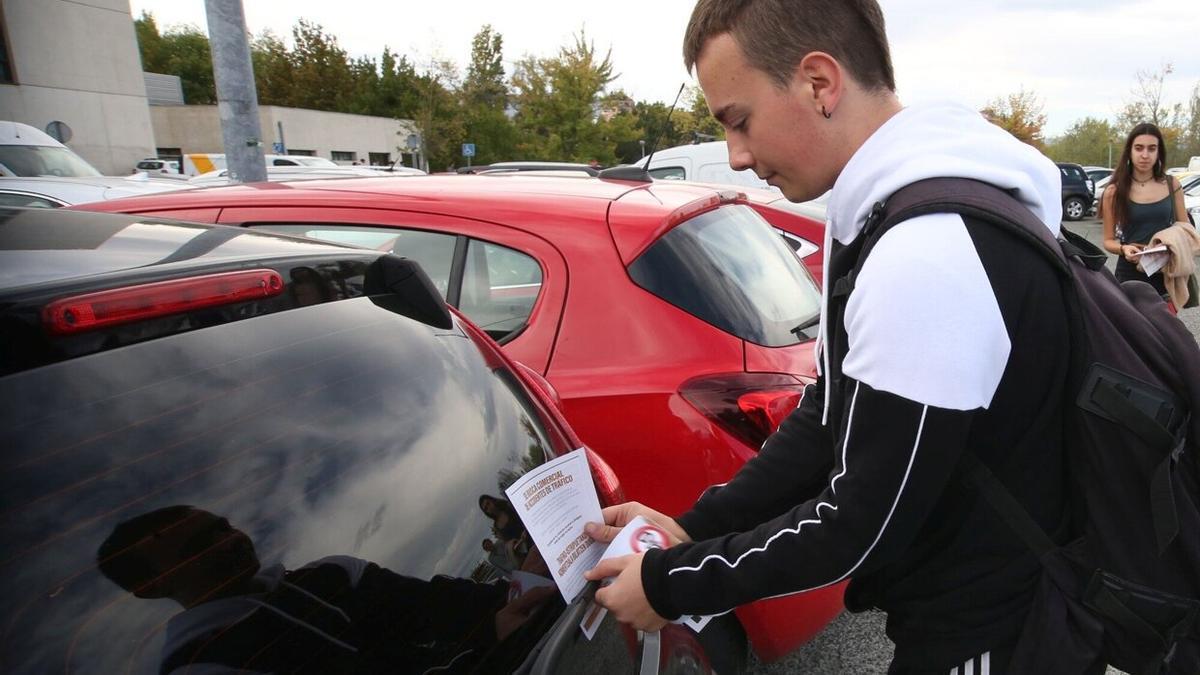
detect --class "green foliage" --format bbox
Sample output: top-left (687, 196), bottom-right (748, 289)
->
top-left (460, 26), bottom-right (515, 164)
top-left (287, 20), bottom-right (354, 111)
top-left (134, 12), bottom-right (216, 104)
top-left (511, 32), bottom-right (621, 163)
top-left (1180, 83), bottom-right (1200, 166)
top-left (250, 31), bottom-right (293, 106)
top-left (1044, 117), bottom-right (1120, 166)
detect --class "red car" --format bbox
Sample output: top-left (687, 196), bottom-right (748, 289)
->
top-left (87, 173), bottom-right (842, 661)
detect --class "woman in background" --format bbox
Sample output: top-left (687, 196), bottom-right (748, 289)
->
top-left (1101, 123), bottom-right (1189, 300)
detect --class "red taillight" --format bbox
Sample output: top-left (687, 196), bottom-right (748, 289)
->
top-left (43, 269), bottom-right (285, 336)
top-left (679, 373), bottom-right (807, 449)
top-left (585, 447), bottom-right (626, 506)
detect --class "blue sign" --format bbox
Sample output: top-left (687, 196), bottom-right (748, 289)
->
top-left (462, 143), bottom-right (476, 158)
top-left (272, 142), bottom-right (286, 153)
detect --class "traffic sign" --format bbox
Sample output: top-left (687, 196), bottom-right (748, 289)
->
top-left (462, 143), bottom-right (476, 158)
top-left (272, 142), bottom-right (286, 153)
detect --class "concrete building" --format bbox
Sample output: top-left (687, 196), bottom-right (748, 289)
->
top-left (150, 104), bottom-right (422, 168)
top-left (0, 0), bottom-right (156, 174)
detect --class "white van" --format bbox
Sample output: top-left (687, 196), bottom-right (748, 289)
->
top-left (0, 121), bottom-right (102, 177)
top-left (634, 140), bottom-right (773, 190)
top-left (632, 140), bottom-right (830, 220)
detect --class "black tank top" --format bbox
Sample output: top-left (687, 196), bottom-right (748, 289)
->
top-left (1119, 186), bottom-right (1175, 245)
top-left (1115, 186), bottom-right (1175, 294)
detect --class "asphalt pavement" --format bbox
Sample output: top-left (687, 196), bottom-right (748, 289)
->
top-left (746, 216), bottom-right (1191, 674)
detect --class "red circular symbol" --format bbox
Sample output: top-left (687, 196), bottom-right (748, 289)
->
top-left (630, 525), bottom-right (669, 553)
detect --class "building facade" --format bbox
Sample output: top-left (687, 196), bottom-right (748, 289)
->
top-left (0, 0), bottom-right (156, 174)
top-left (151, 104), bottom-right (422, 168)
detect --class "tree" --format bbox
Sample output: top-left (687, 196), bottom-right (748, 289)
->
top-left (288, 19), bottom-right (354, 112)
top-left (250, 30), bottom-right (294, 107)
top-left (133, 12), bottom-right (216, 104)
top-left (1114, 64), bottom-right (1199, 167)
top-left (1044, 117), bottom-right (1120, 167)
top-left (462, 25), bottom-right (507, 110)
top-left (1181, 83), bottom-right (1200, 165)
top-left (413, 58), bottom-right (465, 171)
top-left (460, 26), bottom-right (516, 164)
top-left (511, 31), bottom-right (618, 162)
top-left (1117, 63), bottom-right (1181, 130)
top-left (980, 89), bottom-right (1046, 149)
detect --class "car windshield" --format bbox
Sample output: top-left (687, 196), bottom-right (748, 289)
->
top-left (629, 204), bottom-right (823, 346)
top-left (0, 145), bottom-right (101, 177)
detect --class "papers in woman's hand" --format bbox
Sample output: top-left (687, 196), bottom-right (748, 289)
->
top-left (1132, 245), bottom-right (1170, 277)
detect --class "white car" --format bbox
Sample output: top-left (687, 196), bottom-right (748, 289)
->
top-left (134, 157), bottom-right (181, 174)
top-left (187, 164), bottom-right (424, 187)
top-left (1184, 179), bottom-right (1200, 227)
top-left (0, 174), bottom-right (194, 207)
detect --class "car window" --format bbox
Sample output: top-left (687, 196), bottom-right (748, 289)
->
top-left (0, 191), bottom-right (63, 208)
top-left (247, 224), bottom-right (542, 342)
top-left (249, 224), bottom-right (458, 298)
top-left (776, 229), bottom-right (820, 259)
top-left (460, 239), bottom-right (543, 340)
top-left (648, 166), bottom-right (686, 180)
top-left (0, 145), bottom-right (102, 177)
top-left (629, 204), bottom-right (823, 346)
top-left (1060, 166), bottom-right (1085, 181)
top-left (0, 296), bottom-right (590, 674)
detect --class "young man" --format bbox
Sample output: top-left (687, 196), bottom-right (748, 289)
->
top-left (585, 1), bottom-right (1075, 673)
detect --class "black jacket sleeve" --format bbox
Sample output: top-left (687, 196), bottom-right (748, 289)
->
top-left (677, 381), bottom-right (835, 541)
top-left (642, 379), bottom-right (976, 620)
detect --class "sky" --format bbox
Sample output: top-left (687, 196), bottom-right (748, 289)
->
top-left (128, 0), bottom-right (1198, 138)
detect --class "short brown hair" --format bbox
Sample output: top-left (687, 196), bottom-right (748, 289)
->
top-left (683, 0), bottom-right (896, 92)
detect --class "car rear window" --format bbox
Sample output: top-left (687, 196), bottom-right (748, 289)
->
top-left (629, 204), bottom-right (822, 347)
top-left (0, 297), bottom-right (581, 673)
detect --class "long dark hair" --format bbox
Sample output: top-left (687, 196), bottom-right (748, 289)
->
top-left (1109, 122), bottom-right (1168, 229)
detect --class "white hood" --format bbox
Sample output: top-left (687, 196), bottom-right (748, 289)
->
top-left (827, 100), bottom-right (1061, 245)
top-left (813, 101), bottom-right (1062, 423)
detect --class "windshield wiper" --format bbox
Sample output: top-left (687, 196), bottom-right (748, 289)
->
top-left (790, 313), bottom-right (821, 339)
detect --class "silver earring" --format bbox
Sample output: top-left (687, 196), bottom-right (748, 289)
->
top-left (821, 105), bottom-right (832, 120)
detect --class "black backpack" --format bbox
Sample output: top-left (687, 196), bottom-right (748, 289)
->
top-left (848, 178), bottom-right (1200, 675)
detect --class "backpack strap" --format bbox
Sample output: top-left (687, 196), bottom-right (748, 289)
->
top-left (838, 178), bottom-right (1074, 301)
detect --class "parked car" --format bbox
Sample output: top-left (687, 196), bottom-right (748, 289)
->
top-left (188, 164), bottom-right (424, 186)
top-left (135, 157), bottom-right (181, 174)
top-left (87, 173), bottom-right (844, 661)
top-left (457, 161), bottom-right (602, 176)
top-left (1184, 178), bottom-right (1200, 226)
top-left (1082, 165), bottom-right (1113, 184)
top-left (182, 153), bottom-right (340, 176)
top-left (1056, 161), bottom-right (1095, 221)
top-left (0, 174), bottom-right (193, 207)
top-left (0, 206), bottom-right (749, 674)
top-left (0, 120), bottom-right (103, 177)
top-left (1090, 174), bottom-right (1112, 216)
top-left (659, 181), bottom-right (826, 280)
top-left (632, 141), bottom-right (830, 224)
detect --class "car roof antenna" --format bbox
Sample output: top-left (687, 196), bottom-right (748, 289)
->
top-left (598, 83), bottom-right (686, 183)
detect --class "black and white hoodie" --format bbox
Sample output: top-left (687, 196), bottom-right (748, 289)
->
top-left (641, 101), bottom-right (1073, 669)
